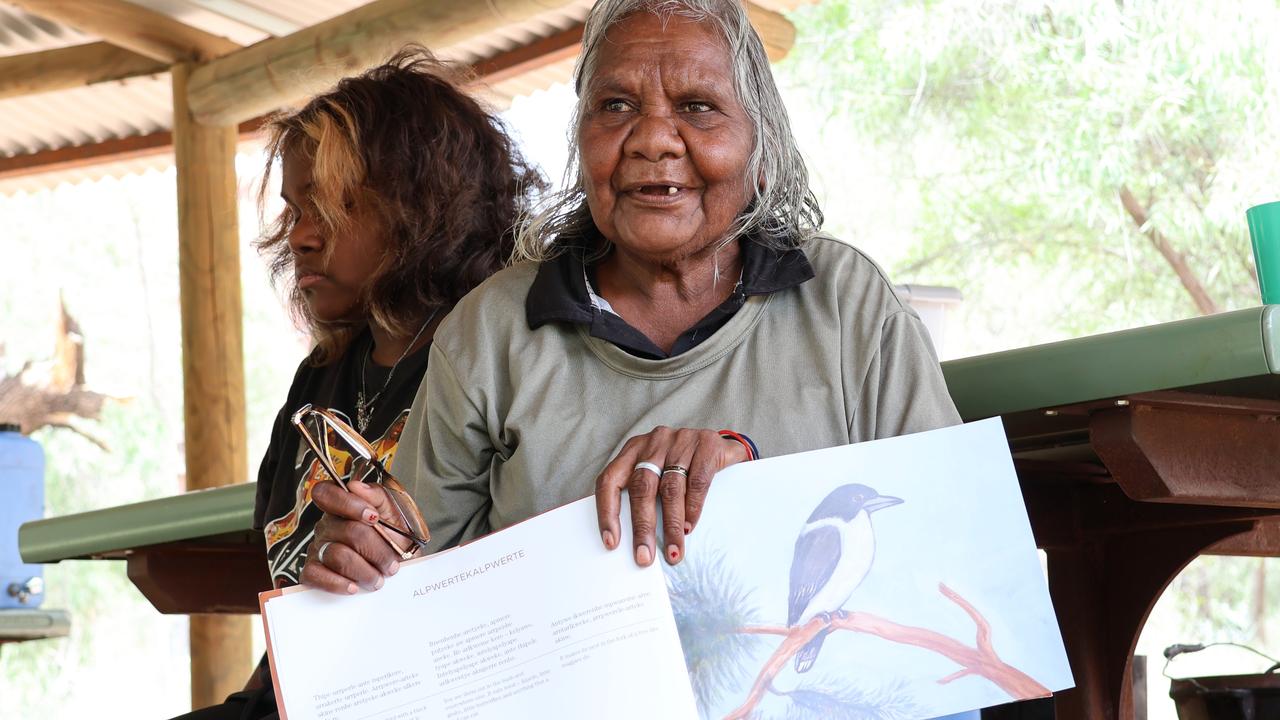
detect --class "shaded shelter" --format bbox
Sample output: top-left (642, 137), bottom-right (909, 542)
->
top-left (0, 0), bottom-right (809, 707)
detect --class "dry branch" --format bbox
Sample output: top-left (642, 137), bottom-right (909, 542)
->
top-left (1118, 185), bottom-right (1220, 316)
top-left (0, 297), bottom-right (117, 441)
top-left (722, 583), bottom-right (1050, 720)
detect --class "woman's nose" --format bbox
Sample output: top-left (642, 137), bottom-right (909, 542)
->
top-left (623, 111), bottom-right (686, 162)
top-left (287, 216), bottom-right (322, 256)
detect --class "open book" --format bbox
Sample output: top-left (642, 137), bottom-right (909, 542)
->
top-left (260, 418), bottom-right (1073, 719)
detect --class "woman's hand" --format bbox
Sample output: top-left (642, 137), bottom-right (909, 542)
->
top-left (595, 427), bottom-right (749, 568)
top-left (300, 481), bottom-right (408, 594)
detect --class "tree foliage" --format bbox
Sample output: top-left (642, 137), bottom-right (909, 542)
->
top-left (780, 0), bottom-right (1280, 685)
top-left (785, 0), bottom-right (1280, 336)
top-left (0, 169), bottom-right (298, 717)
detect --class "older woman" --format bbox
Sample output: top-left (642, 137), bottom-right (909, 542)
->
top-left (310, 0), bottom-right (958, 584)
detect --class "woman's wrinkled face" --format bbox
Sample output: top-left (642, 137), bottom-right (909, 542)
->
top-left (578, 13), bottom-right (754, 263)
top-left (281, 149), bottom-right (387, 323)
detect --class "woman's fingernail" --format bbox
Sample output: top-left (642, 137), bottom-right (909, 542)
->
top-left (667, 545), bottom-right (680, 562)
top-left (374, 576), bottom-right (384, 590)
top-left (684, 522), bottom-right (693, 535)
top-left (389, 561), bottom-right (400, 575)
top-left (363, 509), bottom-right (378, 524)
top-left (636, 545), bottom-right (652, 566)
top-left (346, 583), bottom-right (358, 595)
top-left (602, 530), bottom-right (615, 550)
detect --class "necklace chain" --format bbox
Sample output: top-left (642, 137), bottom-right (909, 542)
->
top-left (356, 308), bottom-right (439, 433)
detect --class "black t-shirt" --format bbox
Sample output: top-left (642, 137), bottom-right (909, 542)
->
top-left (253, 330), bottom-right (431, 587)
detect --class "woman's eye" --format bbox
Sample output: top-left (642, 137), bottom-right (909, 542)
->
top-left (683, 101), bottom-right (713, 113)
top-left (602, 99), bottom-right (631, 113)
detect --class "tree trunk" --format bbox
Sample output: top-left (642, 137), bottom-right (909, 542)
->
top-left (1118, 186), bottom-right (1220, 316)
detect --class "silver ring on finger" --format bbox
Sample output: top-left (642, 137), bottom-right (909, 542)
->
top-left (634, 461), bottom-right (662, 476)
top-left (661, 465), bottom-right (689, 479)
top-left (316, 541), bottom-right (333, 565)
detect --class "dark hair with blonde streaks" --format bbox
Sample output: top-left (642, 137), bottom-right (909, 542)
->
top-left (257, 46), bottom-right (545, 364)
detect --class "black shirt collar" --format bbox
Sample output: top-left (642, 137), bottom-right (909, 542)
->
top-left (526, 234), bottom-right (814, 359)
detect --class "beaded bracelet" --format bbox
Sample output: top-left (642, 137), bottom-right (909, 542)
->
top-left (718, 429), bottom-right (759, 461)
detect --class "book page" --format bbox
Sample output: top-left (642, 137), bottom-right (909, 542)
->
top-left (678, 417), bottom-right (1072, 718)
top-left (262, 497), bottom-right (697, 720)
top-left (264, 419), bottom-right (1070, 719)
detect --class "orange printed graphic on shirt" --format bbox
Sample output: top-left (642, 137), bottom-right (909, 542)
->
top-left (264, 409), bottom-right (410, 552)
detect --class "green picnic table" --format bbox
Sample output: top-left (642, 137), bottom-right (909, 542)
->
top-left (19, 306), bottom-right (1280, 720)
top-left (0, 608), bottom-right (71, 648)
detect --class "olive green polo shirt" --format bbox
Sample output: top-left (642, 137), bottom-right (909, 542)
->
top-left (398, 235), bottom-right (961, 552)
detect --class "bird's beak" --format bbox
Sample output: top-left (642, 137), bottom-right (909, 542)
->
top-left (864, 494), bottom-right (903, 513)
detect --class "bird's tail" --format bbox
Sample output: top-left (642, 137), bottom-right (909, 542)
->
top-left (793, 630), bottom-right (829, 674)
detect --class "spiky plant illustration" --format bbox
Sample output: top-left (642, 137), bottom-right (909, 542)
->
top-left (668, 549), bottom-right (925, 720)
top-left (765, 679), bottom-right (923, 720)
top-left (668, 548), bottom-right (768, 714)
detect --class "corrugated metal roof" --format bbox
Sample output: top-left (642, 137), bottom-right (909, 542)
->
top-left (447, 1), bottom-right (593, 68)
top-left (0, 0), bottom-right (594, 163)
top-left (0, 0), bottom-right (814, 193)
top-left (0, 75), bottom-right (171, 156)
top-left (0, 3), bottom-right (89, 53)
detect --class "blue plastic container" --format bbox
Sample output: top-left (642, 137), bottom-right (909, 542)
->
top-left (1, 423), bottom-right (45, 608)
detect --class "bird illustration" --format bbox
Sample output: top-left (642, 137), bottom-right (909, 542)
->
top-left (787, 483), bottom-right (903, 673)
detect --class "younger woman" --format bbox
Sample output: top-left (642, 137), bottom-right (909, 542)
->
top-left (180, 46), bottom-right (542, 719)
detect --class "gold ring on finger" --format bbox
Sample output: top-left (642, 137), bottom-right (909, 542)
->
top-left (661, 465), bottom-right (689, 478)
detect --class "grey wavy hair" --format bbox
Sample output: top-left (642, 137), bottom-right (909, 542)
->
top-left (513, 0), bottom-right (823, 262)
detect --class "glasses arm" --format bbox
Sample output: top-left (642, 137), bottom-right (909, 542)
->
top-left (290, 404), bottom-right (430, 555)
top-left (290, 405), bottom-right (348, 489)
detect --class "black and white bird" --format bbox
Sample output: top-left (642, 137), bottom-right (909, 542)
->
top-left (786, 483), bottom-right (903, 673)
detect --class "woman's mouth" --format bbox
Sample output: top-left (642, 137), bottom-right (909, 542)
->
top-left (626, 185), bottom-right (688, 203)
top-left (638, 185), bottom-right (680, 196)
top-left (296, 272), bottom-right (326, 289)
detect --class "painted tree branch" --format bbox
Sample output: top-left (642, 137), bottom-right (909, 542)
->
top-left (722, 583), bottom-right (1050, 720)
top-left (1118, 185), bottom-right (1220, 316)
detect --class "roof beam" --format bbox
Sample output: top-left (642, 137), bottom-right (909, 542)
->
top-left (0, 5), bottom-right (790, 103)
top-left (0, 1), bottom-right (797, 181)
top-left (0, 16), bottom-right (577, 183)
top-left (185, 0), bottom-right (583, 126)
top-left (0, 42), bottom-right (167, 100)
top-left (7, 0), bottom-right (241, 62)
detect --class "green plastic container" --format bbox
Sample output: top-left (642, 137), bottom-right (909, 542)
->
top-left (1246, 201), bottom-right (1280, 305)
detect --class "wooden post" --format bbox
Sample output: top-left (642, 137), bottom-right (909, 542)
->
top-left (171, 62), bottom-right (253, 710)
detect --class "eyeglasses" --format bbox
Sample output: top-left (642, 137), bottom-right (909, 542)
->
top-left (290, 403), bottom-right (430, 560)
